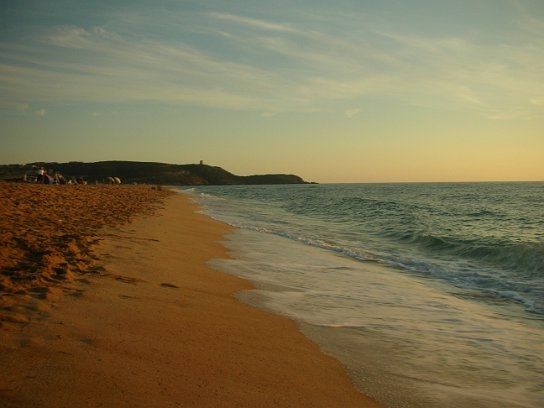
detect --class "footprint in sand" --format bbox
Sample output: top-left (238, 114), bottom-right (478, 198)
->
top-left (69, 289), bottom-right (85, 298)
top-left (86, 265), bottom-right (106, 274)
top-left (160, 283), bottom-right (179, 289)
top-left (104, 273), bottom-right (144, 284)
top-left (81, 337), bottom-right (94, 346)
top-left (115, 276), bottom-right (140, 284)
top-left (119, 294), bottom-right (138, 300)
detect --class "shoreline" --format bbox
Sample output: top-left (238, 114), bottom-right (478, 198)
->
top-left (1, 191), bottom-right (380, 407)
top-left (195, 186), bottom-right (544, 408)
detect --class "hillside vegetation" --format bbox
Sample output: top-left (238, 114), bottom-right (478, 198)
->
top-left (0, 161), bottom-right (308, 185)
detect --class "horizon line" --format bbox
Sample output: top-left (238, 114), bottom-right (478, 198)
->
top-left (1, 160), bottom-right (542, 185)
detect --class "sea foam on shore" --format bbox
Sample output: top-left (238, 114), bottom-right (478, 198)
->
top-left (184, 183), bottom-right (544, 408)
top-left (211, 229), bottom-right (543, 408)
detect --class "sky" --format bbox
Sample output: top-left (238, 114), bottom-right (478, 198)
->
top-left (0, 0), bottom-right (543, 182)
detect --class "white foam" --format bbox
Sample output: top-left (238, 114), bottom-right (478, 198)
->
top-left (211, 229), bottom-right (544, 408)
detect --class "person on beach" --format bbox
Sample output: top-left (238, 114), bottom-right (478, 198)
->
top-left (36, 167), bottom-right (45, 183)
top-left (43, 173), bottom-right (55, 184)
top-left (54, 172), bottom-right (66, 185)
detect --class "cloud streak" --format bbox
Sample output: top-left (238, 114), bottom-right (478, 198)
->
top-left (344, 108), bottom-right (362, 118)
top-left (0, 6), bottom-right (542, 120)
top-left (208, 12), bottom-right (296, 32)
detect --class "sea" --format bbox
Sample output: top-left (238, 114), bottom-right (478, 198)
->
top-left (181, 182), bottom-right (544, 408)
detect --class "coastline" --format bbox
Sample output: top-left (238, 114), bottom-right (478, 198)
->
top-left (1, 191), bottom-right (380, 407)
top-left (188, 184), bottom-right (544, 408)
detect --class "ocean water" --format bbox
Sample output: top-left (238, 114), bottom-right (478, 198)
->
top-left (181, 183), bottom-right (544, 407)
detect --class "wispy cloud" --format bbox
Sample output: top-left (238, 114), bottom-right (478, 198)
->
top-left (486, 110), bottom-right (532, 121)
top-left (0, 26), bottom-right (282, 110)
top-left (512, 0), bottom-right (544, 35)
top-left (344, 108), bottom-right (362, 118)
top-left (0, 4), bottom-right (542, 120)
top-left (46, 26), bottom-right (113, 49)
top-left (208, 12), bottom-right (296, 33)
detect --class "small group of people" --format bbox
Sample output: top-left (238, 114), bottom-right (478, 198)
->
top-left (23, 166), bottom-right (87, 185)
top-left (106, 176), bottom-right (122, 184)
top-left (22, 166), bottom-right (122, 185)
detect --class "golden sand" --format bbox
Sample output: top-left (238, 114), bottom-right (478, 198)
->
top-left (0, 186), bottom-right (380, 407)
top-left (0, 183), bottom-right (171, 326)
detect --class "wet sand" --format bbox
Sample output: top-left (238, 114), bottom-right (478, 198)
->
top-left (0, 186), bottom-right (380, 407)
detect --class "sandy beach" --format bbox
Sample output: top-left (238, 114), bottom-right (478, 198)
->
top-left (0, 184), bottom-right (379, 407)
top-left (0, 183), bottom-right (171, 327)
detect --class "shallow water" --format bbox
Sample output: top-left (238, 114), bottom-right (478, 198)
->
top-left (182, 183), bottom-right (544, 407)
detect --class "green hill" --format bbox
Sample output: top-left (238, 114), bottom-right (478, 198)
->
top-left (0, 161), bottom-right (308, 185)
